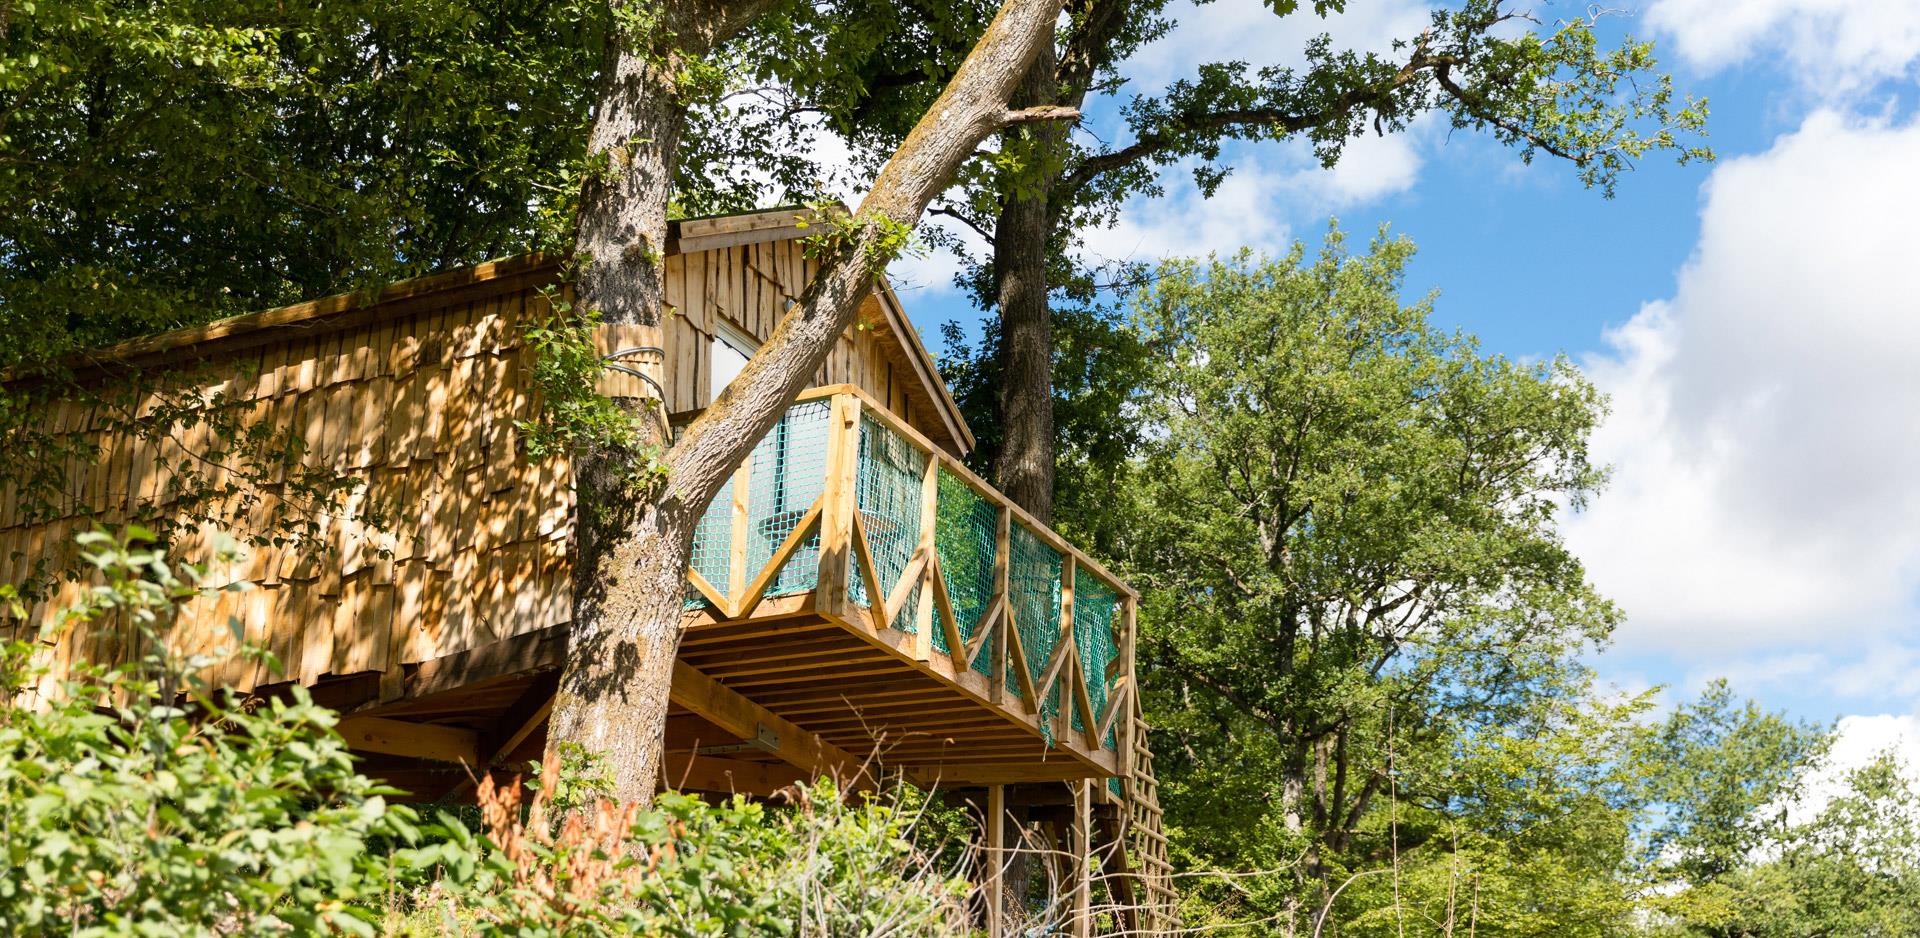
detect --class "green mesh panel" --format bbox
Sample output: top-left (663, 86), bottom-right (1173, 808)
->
top-left (1008, 524), bottom-right (1063, 738)
top-left (746, 399), bottom-right (831, 599)
top-left (683, 401), bottom-right (833, 609)
top-left (1073, 575), bottom-right (1121, 748)
top-left (935, 469), bottom-right (997, 677)
top-left (683, 475), bottom-right (735, 610)
top-left (848, 415), bottom-right (927, 618)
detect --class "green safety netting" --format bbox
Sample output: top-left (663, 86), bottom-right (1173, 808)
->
top-left (678, 397), bottom-right (1125, 761)
top-left (934, 468), bottom-right (997, 678)
top-left (747, 400), bottom-right (831, 598)
top-left (848, 414), bottom-right (926, 615)
top-left (682, 399), bottom-right (834, 610)
top-left (1073, 574), bottom-right (1121, 750)
top-left (1008, 523), bottom-right (1063, 742)
top-left (684, 474), bottom-right (735, 610)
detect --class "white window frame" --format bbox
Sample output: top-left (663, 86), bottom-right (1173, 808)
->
top-left (710, 317), bottom-right (760, 400)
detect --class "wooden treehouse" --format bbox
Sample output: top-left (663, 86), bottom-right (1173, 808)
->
top-left (0, 207), bottom-right (1174, 934)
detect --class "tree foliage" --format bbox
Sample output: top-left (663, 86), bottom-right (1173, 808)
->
top-left (0, 530), bottom-right (415, 935)
top-left (1112, 228), bottom-right (1620, 930)
top-left (0, 0), bottom-right (606, 366)
top-left (901, 0), bottom-right (1712, 523)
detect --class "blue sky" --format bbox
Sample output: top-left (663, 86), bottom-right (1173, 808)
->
top-left (870, 0), bottom-right (1920, 757)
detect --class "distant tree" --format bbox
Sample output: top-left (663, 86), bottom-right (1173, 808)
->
top-left (1631, 685), bottom-right (1920, 937)
top-left (1118, 228), bottom-right (1617, 932)
top-left (1637, 680), bottom-right (1830, 886)
top-left (1712, 753), bottom-right (1920, 937)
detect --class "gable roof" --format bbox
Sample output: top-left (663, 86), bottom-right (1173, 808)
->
top-left (59, 207), bottom-right (975, 454)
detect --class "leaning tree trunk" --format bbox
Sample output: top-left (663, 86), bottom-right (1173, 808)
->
top-left (547, 0), bottom-right (1074, 806)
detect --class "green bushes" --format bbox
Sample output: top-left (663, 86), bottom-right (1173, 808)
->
top-left (0, 530), bottom-right (973, 937)
top-left (391, 766), bottom-right (970, 936)
top-left (0, 530), bottom-right (413, 935)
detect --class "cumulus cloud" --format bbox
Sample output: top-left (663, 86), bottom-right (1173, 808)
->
top-left (1564, 110), bottom-right (1920, 658)
top-left (1077, 155), bottom-right (1298, 265)
top-left (1645, 0), bottom-right (1920, 95)
top-left (1074, 121), bottom-right (1428, 268)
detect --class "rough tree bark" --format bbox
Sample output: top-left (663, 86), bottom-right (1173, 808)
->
top-left (989, 52), bottom-right (1062, 526)
top-left (989, 0), bottom-right (1130, 526)
top-left (550, 0), bottom-right (782, 806)
top-left (549, 0), bottom-right (1076, 805)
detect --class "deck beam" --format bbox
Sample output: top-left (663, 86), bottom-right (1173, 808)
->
top-left (669, 660), bottom-right (874, 791)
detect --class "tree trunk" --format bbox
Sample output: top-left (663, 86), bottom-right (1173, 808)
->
top-left (547, 0), bottom-right (1074, 806)
top-left (548, 10), bottom-right (700, 804)
top-left (991, 52), bottom-right (1063, 524)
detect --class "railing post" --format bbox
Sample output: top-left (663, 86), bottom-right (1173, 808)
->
top-left (813, 392), bottom-right (861, 618)
top-left (728, 456), bottom-right (751, 616)
top-left (1056, 555), bottom-right (1077, 743)
top-left (991, 506), bottom-right (1010, 706)
top-left (911, 458), bottom-right (940, 662)
top-left (1120, 594), bottom-right (1138, 782)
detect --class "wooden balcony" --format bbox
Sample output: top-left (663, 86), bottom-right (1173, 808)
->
top-left (667, 385), bottom-right (1137, 789)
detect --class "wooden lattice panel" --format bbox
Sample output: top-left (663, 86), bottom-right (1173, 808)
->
top-left (1126, 704), bottom-right (1177, 932)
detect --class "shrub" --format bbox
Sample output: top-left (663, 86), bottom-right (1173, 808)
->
top-left (390, 756), bottom-right (974, 936)
top-left (0, 529), bottom-right (416, 936)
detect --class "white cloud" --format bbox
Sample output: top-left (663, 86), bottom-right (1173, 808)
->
top-left (1564, 110), bottom-right (1920, 658)
top-left (886, 218), bottom-right (984, 299)
top-left (1786, 713), bottom-right (1920, 824)
top-left (1645, 0), bottom-right (1920, 96)
top-left (1122, 0), bottom-right (1431, 96)
top-left (1298, 124), bottom-right (1426, 204)
top-left (1077, 154), bottom-right (1299, 265)
top-left (1074, 121), bottom-right (1428, 268)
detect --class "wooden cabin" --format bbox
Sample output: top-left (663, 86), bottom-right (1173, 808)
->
top-left (0, 207), bottom-right (1173, 934)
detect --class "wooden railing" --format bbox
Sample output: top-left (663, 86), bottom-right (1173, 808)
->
top-left (680, 385), bottom-right (1138, 756)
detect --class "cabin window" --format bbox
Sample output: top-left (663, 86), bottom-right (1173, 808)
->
top-left (710, 319), bottom-right (757, 399)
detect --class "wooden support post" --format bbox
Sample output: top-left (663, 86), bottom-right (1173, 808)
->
top-left (991, 506), bottom-right (1011, 707)
top-left (911, 457), bottom-right (940, 662)
top-left (1071, 780), bottom-right (1092, 938)
top-left (728, 457), bottom-right (752, 611)
top-left (986, 784), bottom-right (1007, 938)
top-left (814, 392), bottom-right (861, 618)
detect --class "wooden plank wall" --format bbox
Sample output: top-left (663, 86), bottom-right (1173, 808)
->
top-left (0, 282), bottom-right (574, 700)
top-left (0, 238), bottom-right (963, 699)
top-left (662, 239), bottom-right (958, 453)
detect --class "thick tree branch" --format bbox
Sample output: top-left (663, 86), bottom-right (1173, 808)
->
top-left (667, 0), bottom-right (1067, 508)
top-left (1058, 12), bottom-right (1593, 199)
top-left (1003, 104), bottom-right (1082, 124)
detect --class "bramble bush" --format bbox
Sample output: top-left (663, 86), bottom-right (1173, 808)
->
top-left (0, 530), bottom-right (974, 937)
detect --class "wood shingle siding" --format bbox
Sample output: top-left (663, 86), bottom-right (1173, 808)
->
top-left (1, 208), bottom-right (968, 700)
